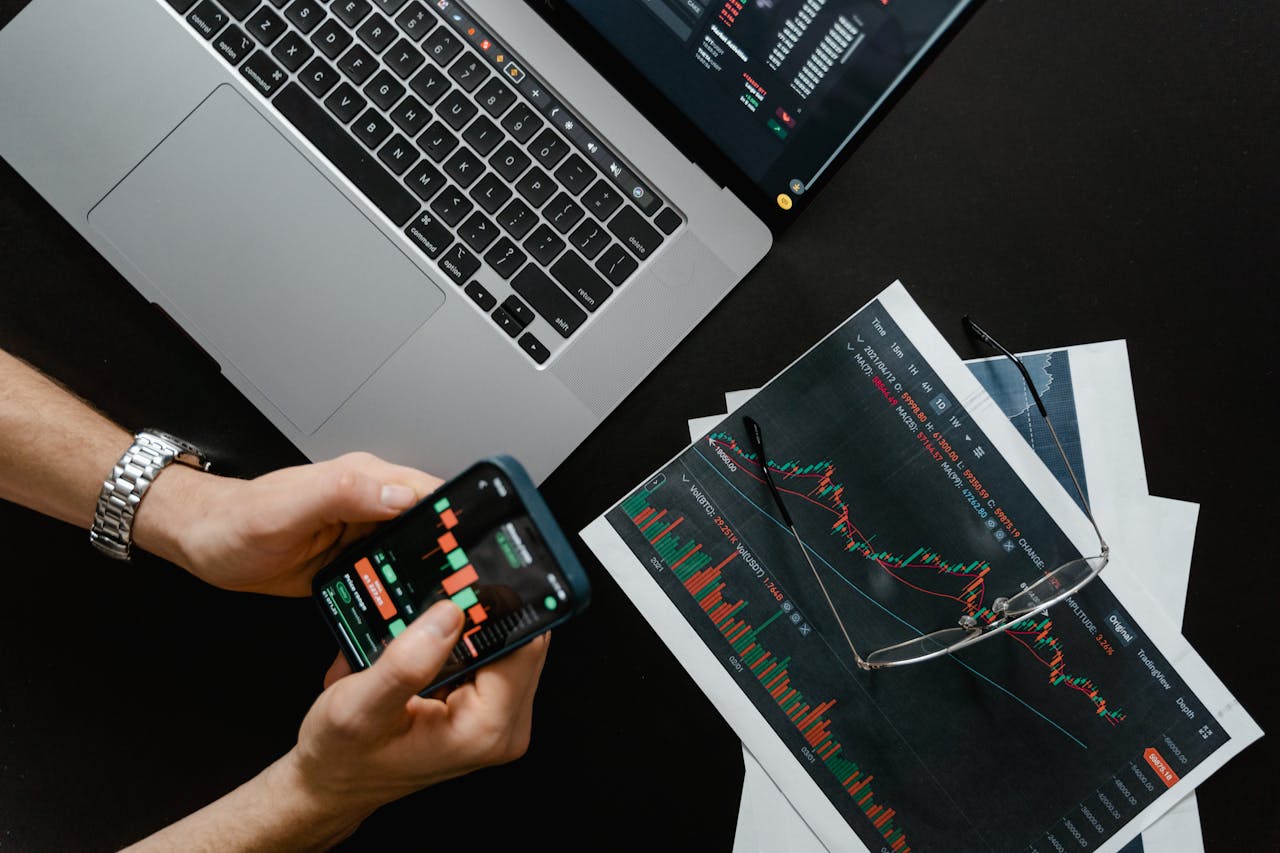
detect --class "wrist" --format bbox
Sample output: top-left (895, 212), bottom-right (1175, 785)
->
top-left (270, 749), bottom-right (377, 846)
top-left (129, 462), bottom-right (217, 570)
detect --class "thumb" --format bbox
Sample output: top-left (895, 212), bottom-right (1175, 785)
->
top-left (262, 457), bottom-right (419, 532)
top-left (350, 601), bottom-right (465, 722)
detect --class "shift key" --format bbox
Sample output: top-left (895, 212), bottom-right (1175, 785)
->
top-left (608, 205), bottom-right (662, 261)
top-left (512, 265), bottom-right (586, 338)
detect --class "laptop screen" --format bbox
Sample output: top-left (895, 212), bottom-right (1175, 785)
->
top-left (560, 0), bottom-right (971, 223)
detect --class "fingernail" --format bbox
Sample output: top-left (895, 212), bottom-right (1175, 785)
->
top-left (422, 601), bottom-right (463, 638)
top-left (380, 484), bottom-right (416, 510)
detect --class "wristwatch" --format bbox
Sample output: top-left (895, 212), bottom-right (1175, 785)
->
top-left (89, 429), bottom-right (211, 560)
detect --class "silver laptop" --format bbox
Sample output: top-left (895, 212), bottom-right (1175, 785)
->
top-left (0, 0), bottom-right (971, 484)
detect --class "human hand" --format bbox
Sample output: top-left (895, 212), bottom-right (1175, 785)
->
top-left (133, 451), bottom-right (441, 597)
top-left (289, 600), bottom-right (550, 818)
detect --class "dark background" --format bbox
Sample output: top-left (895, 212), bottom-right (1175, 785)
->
top-left (2, 1), bottom-right (1276, 850)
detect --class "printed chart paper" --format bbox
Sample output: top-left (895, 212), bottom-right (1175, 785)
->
top-left (706, 338), bottom-right (1207, 852)
top-left (581, 281), bottom-right (1260, 853)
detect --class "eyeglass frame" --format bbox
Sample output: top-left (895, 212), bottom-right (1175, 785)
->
top-left (743, 316), bottom-right (1110, 670)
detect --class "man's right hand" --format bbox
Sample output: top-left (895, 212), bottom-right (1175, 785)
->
top-left (288, 599), bottom-right (550, 820)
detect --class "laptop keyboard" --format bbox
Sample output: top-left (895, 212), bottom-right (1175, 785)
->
top-left (164, 0), bottom-right (685, 366)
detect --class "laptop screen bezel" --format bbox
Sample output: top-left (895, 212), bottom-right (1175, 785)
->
top-left (522, 0), bottom-right (982, 237)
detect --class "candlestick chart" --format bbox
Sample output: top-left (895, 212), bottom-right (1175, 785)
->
top-left (604, 299), bottom-right (1230, 852)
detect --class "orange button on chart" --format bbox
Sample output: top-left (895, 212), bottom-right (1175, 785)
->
top-left (441, 564), bottom-right (479, 596)
top-left (355, 557), bottom-right (397, 620)
top-left (438, 531), bottom-right (458, 553)
top-left (1143, 747), bottom-right (1180, 788)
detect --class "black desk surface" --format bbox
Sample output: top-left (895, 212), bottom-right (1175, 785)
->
top-left (2, 2), bottom-right (1277, 850)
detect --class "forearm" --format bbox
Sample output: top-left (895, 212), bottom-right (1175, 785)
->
top-left (0, 348), bottom-right (132, 528)
top-left (123, 751), bottom-right (374, 853)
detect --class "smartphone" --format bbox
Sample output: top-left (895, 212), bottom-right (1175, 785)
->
top-left (311, 455), bottom-right (590, 693)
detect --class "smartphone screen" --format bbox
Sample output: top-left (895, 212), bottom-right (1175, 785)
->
top-left (316, 460), bottom-right (578, 685)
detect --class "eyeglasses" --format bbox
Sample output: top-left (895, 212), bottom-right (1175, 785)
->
top-left (743, 317), bottom-right (1109, 670)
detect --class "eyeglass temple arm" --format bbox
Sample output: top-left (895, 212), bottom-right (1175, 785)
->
top-left (963, 316), bottom-right (1109, 556)
top-left (743, 416), bottom-right (873, 670)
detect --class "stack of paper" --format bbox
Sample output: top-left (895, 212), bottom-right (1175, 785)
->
top-left (688, 340), bottom-right (1208, 853)
top-left (581, 281), bottom-right (1261, 853)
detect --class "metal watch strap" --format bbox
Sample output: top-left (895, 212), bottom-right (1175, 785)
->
top-left (89, 431), bottom-right (207, 560)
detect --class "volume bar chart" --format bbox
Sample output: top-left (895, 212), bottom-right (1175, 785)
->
top-left (620, 485), bottom-right (913, 852)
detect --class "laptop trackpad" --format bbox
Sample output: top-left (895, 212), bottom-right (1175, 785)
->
top-left (89, 85), bottom-right (444, 435)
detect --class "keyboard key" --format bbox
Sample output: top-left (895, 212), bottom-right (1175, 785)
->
top-left (464, 280), bottom-right (497, 312)
top-left (554, 154), bottom-right (593, 196)
top-left (608, 205), bottom-right (663, 261)
top-left (404, 160), bottom-right (445, 201)
top-left (469, 173), bottom-right (511, 214)
top-left (167, 0), bottom-right (199, 14)
top-left (423, 27), bottom-right (462, 66)
top-left (497, 199), bottom-right (536, 240)
top-left (490, 141), bottom-right (531, 183)
top-left (523, 224), bottom-right (565, 267)
top-left (511, 265), bottom-right (586, 339)
top-left (430, 184), bottom-right (473, 226)
top-left (582, 180), bottom-right (623, 220)
top-left (271, 30), bottom-right (314, 71)
top-left (500, 103), bottom-right (542, 144)
top-left (244, 8), bottom-right (285, 45)
top-left (215, 0), bottom-right (258, 21)
top-left (568, 219), bottom-right (610, 260)
top-left (443, 146), bottom-right (484, 189)
top-left (332, 0), bottom-right (373, 28)
top-left (448, 53), bottom-right (487, 92)
top-left (214, 25), bottom-right (255, 65)
top-left (594, 244), bottom-right (638, 286)
top-left (311, 20), bottom-right (353, 60)
top-left (655, 206), bottom-right (682, 235)
top-left (491, 307), bottom-right (521, 338)
top-left (501, 296), bottom-right (535, 328)
top-left (462, 116), bottom-right (502, 156)
top-left (285, 0), bottom-right (326, 33)
top-left (389, 95), bottom-right (430, 136)
top-left (403, 209), bottom-right (452, 258)
top-left (324, 82), bottom-right (367, 123)
top-left (544, 192), bottom-right (584, 235)
top-left (378, 133), bottom-right (419, 175)
top-left (408, 65), bottom-right (449, 105)
top-left (356, 13), bottom-right (396, 53)
top-left (418, 121), bottom-right (458, 162)
top-left (187, 2), bottom-right (229, 39)
top-left (474, 78), bottom-right (515, 118)
top-left (439, 243), bottom-right (480, 285)
top-left (484, 237), bottom-right (526, 280)
top-left (337, 43), bottom-right (378, 85)
top-left (299, 56), bottom-right (340, 97)
top-left (385, 38), bottom-right (425, 78)
top-left (529, 128), bottom-right (568, 170)
top-left (373, 0), bottom-right (408, 14)
top-left (515, 167), bottom-right (555, 208)
top-left (458, 211), bottom-right (498, 253)
top-left (364, 70), bottom-right (405, 110)
top-left (240, 50), bottom-right (288, 96)
top-left (551, 251), bottom-right (611, 312)
top-left (273, 83), bottom-right (420, 225)
top-left (395, 2), bottom-right (433, 41)
top-left (352, 107), bottom-right (393, 148)
top-left (518, 332), bottom-right (551, 364)
top-left (437, 90), bottom-right (477, 130)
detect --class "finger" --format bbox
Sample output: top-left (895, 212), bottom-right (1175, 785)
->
top-left (323, 652), bottom-right (352, 689)
top-left (346, 600), bottom-right (464, 724)
top-left (464, 630), bottom-right (551, 710)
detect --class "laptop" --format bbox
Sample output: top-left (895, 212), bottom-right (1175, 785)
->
top-left (0, 0), bottom-right (972, 484)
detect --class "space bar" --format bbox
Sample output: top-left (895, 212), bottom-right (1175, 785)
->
top-left (273, 83), bottom-right (419, 227)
